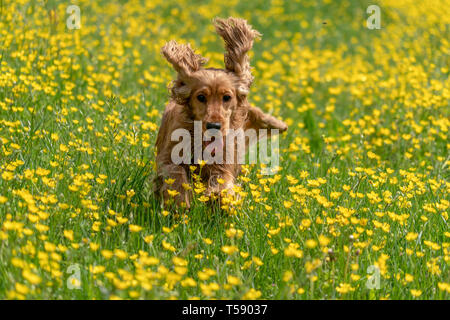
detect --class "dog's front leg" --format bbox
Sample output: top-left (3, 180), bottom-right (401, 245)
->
top-left (206, 169), bottom-right (237, 199)
top-left (244, 106), bottom-right (288, 135)
top-left (158, 164), bottom-right (191, 208)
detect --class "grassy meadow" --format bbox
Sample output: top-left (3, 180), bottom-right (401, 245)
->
top-left (0, 0), bottom-right (449, 299)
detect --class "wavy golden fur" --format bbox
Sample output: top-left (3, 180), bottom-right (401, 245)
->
top-left (155, 17), bottom-right (287, 208)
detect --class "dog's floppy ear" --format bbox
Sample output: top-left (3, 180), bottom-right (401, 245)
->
top-left (214, 17), bottom-right (261, 94)
top-left (161, 40), bottom-right (208, 78)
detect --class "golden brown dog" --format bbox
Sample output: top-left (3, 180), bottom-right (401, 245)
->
top-left (155, 17), bottom-right (287, 208)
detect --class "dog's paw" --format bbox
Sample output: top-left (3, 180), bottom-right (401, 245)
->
top-left (279, 121), bottom-right (288, 132)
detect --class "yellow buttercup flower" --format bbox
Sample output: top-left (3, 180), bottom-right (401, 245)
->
top-left (129, 224), bottom-right (142, 232)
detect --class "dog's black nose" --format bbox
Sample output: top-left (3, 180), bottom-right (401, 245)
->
top-left (206, 122), bottom-right (221, 130)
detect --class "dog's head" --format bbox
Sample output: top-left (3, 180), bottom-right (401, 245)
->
top-left (161, 17), bottom-right (261, 140)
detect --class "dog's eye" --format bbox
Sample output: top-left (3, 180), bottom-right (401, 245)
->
top-left (197, 95), bottom-right (206, 103)
top-left (223, 95), bottom-right (231, 102)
